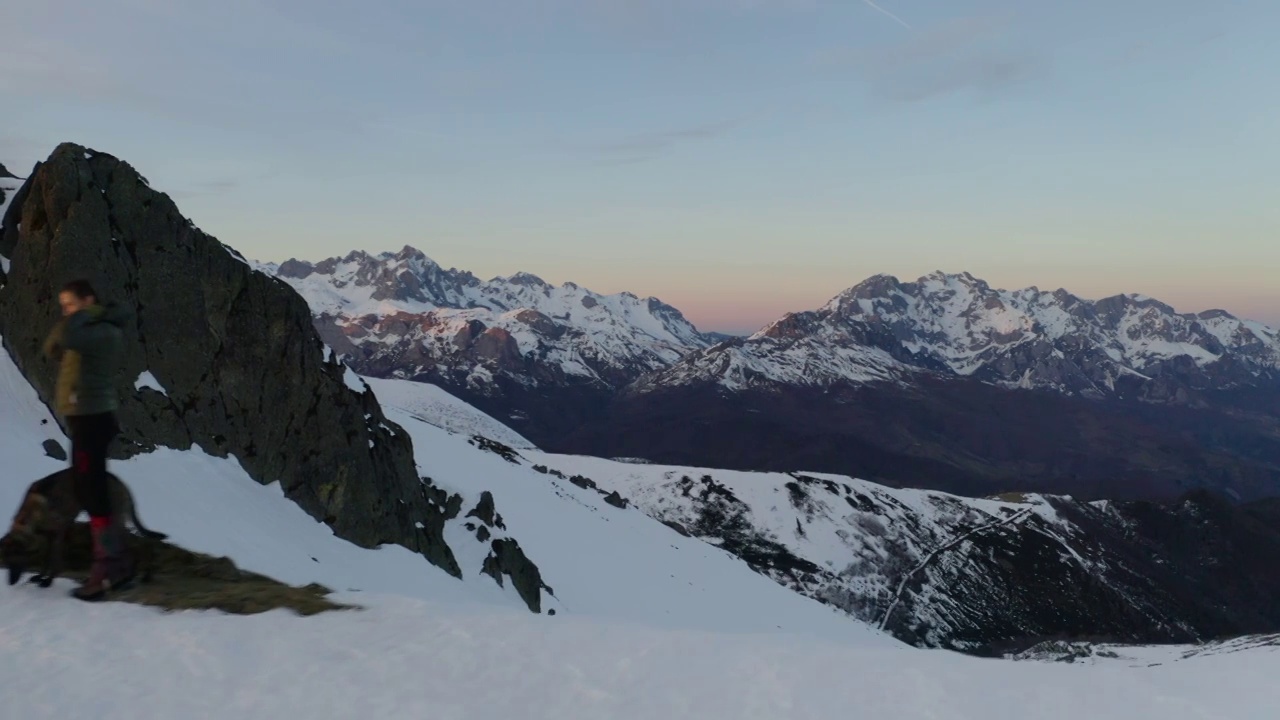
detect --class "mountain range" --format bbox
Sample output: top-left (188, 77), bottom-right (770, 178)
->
top-left (256, 247), bottom-right (716, 439)
top-left (261, 249), bottom-right (1280, 502)
top-left (4, 144), bottom-right (1280, 718)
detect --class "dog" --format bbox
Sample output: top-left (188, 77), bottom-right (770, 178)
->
top-left (1, 468), bottom-right (168, 589)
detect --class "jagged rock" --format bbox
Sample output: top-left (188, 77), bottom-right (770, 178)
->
top-left (465, 491), bottom-right (497, 527)
top-left (0, 163), bottom-right (16, 180)
top-left (0, 143), bottom-right (546, 613)
top-left (41, 438), bottom-right (66, 461)
top-left (661, 519), bottom-right (691, 537)
top-left (602, 490), bottom-right (628, 509)
top-left (469, 436), bottom-right (522, 464)
top-left (417, 478), bottom-right (463, 578)
top-left (481, 537), bottom-right (552, 614)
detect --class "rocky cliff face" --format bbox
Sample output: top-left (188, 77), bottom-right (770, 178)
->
top-left (0, 144), bottom-right (547, 611)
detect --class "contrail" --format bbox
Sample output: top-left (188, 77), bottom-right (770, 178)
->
top-left (862, 0), bottom-right (911, 29)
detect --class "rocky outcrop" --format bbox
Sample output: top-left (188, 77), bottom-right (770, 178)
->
top-left (0, 163), bottom-right (16, 180)
top-left (0, 143), bottom-right (549, 612)
top-left (481, 538), bottom-right (551, 614)
top-left (461, 490), bottom-right (553, 613)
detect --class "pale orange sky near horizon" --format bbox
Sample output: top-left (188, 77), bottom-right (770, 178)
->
top-left (583, 276), bottom-right (1279, 337)
top-left (8, 0), bottom-right (1279, 338)
top-left (675, 282), bottom-right (1280, 336)
top-left (321, 249), bottom-right (1279, 336)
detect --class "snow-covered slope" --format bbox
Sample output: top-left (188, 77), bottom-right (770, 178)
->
top-left (258, 246), bottom-right (713, 394)
top-left (0, 176), bottom-right (19, 217)
top-left (638, 271), bottom-right (1280, 398)
top-left (517, 449), bottom-right (1280, 651)
top-left (4, 344), bottom-right (1280, 718)
top-left (0, 333), bottom-right (882, 640)
top-left (5, 586), bottom-right (1280, 720)
top-left (360, 375), bottom-right (537, 450)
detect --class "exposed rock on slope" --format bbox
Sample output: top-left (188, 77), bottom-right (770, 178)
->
top-left (528, 454), bottom-right (1280, 653)
top-left (0, 143), bottom-right (548, 612)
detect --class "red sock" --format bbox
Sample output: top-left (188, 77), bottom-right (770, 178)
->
top-left (89, 516), bottom-right (110, 530)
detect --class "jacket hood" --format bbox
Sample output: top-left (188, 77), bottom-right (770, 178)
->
top-left (84, 301), bottom-right (133, 328)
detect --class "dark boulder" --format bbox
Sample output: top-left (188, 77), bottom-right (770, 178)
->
top-left (42, 438), bottom-right (66, 461)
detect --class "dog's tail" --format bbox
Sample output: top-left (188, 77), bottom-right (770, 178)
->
top-left (129, 504), bottom-right (168, 540)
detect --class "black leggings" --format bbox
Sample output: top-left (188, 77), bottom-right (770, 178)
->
top-left (67, 412), bottom-right (120, 518)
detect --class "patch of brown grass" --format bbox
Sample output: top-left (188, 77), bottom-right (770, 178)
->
top-left (7, 522), bottom-right (355, 617)
top-left (989, 491), bottom-right (1032, 503)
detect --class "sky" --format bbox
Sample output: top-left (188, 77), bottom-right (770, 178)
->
top-left (3, 0), bottom-right (1278, 334)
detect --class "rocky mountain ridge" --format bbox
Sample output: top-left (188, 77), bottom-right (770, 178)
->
top-left (560, 275), bottom-right (1280, 501)
top-left (638, 270), bottom-right (1280, 400)
top-left (263, 247), bottom-right (713, 386)
top-left (258, 247), bottom-right (715, 442)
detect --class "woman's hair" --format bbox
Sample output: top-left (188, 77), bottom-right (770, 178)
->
top-left (61, 279), bottom-right (97, 301)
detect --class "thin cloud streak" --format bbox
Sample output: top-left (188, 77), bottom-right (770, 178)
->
top-left (813, 13), bottom-right (1047, 103)
top-left (862, 0), bottom-right (911, 30)
top-left (592, 119), bottom-right (741, 165)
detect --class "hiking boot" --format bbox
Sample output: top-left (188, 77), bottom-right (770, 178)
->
top-left (72, 516), bottom-right (132, 602)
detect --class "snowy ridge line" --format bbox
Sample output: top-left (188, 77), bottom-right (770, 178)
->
top-left (638, 270), bottom-right (1280, 397)
top-left (878, 507), bottom-right (1034, 631)
top-left (256, 245), bottom-right (715, 392)
top-left (360, 375), bottom-right (537, 450)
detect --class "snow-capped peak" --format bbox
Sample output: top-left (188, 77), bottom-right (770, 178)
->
top-left (644, 271), bottom-right (1280, 398)
top-left (504, 271), bottom-right (551, 288)
top-left (258, 248), bottom-right (716, 396)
